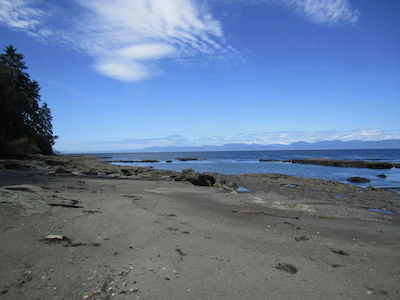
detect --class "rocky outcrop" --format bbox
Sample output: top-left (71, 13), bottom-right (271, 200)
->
top-left (0, 155), bottom-right (237, 192)
top-left (347, 177), bottom-right (371, 183)
top-left (259, 159), bottom-right (280, 162)
top-left (176, 158), bottom-right (203, 161)
top-left (289, 159), bottom-right (396, 169)
top-left (108, 159), bottom-right (159, 163)
top-left (177, 169), bottom-right (215, 186)
top-left (175, 169), bottom-right (238, 191)
top-left (213, 176), bottom-right (238, 191)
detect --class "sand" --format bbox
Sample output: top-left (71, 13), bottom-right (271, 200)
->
top-left (0, 155), bottom-right (399, 299)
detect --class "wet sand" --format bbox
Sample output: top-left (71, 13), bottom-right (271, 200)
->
top-left (0, 155), bottom-right (399, 299)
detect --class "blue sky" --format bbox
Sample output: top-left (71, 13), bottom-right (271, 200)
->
top-left (0, 0), bottom-right (399, 152)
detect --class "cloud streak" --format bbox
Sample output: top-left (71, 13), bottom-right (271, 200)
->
top-left (0, 0), bottom-right (360, 81)
top-left (0, 0), bottom-right (237, 81)
top-left (71, 0), bottom-right (233, 81)
top-left (285, 0), bottom-right (360, 25)
top-left (0, 0), bottom-right (46, 30)
top-left (225, 0), bottom-right (360, 25)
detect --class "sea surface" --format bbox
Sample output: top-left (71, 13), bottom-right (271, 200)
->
top-left (95, 149), bottom-right (400, 189)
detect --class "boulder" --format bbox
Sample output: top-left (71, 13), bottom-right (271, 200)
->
top-left (213, 178), bottom-right (238, 192)
top-left (377, 174), bottom-right (387, 179)
top-left (347, 177), bottom-right (371, 183)
top-left (179, 169), bottom-right (216, 186)
top-left (118, 169), bottom-right (132, 176)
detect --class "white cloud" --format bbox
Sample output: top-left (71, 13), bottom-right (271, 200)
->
top-left (0, 0), bottom-right (360, 82)
top-left (69, 0), bottom-right (234, 81)
top-left (119, 44), bottom-right (176, 60)
top-left (0, 0), bottom-right (45, 29)
top-left (0, 0), bottom-right (237, 81)
top-left (225, 0), bottom-right (360, 25)
top-left (285, 0), bottom-right (360, 25)
top-left (94, 61), bottom-right (151, 82)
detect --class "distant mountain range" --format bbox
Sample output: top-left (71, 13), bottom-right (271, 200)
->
top-left (136, 139), bottom-right (400, 152)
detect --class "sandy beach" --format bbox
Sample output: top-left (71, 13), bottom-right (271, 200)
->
top-left (1, 155), bottom-right (399, 299)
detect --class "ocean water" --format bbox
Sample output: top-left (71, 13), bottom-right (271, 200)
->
top-left (95, 149), bottom-right (400, 189)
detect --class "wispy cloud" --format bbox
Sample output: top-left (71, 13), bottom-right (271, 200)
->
top-left (0, 0), bottom-right (237, 81)
top-left (70, 0), bottom-right (235, 81)
top-left (0, 0), bottom-right (360, 82)
top-left (224, 0), bottom-right (360, 25)
top-left (0, 0), bottom-right (47, 30)
top-left (284, 0), bottom-right (360, 25)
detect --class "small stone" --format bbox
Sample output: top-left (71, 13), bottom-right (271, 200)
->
top-left (163, 277), bottom-right (170, 281)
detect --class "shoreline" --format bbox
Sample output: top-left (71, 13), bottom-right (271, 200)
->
top-left (99, 153), bottom-right (400, 190)
top-left (1, 155), bottom-right (400, 299)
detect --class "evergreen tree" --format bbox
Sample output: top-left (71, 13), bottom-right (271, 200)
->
top-left (0, 45), bottom-right (57, 157)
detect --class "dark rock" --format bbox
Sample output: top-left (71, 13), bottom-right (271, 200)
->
top-left (347, 177), bottom-right (371, 183)
top-left (290, 159), bottom-right (394, 169)
top-left (54, 167), bottom-right (71, 174)
top-left (108, 159), bottom-right (159, 163)
top-left (82, 169), bottom-right (99, 175)
top-left (207, 174), bottom-right (238, 191)
top-left (138, 160), bottom-right (159, 163)
top-left (4, 163), bottom-right (32, 170)
top-left (259, 159), bottom-right (280, 162)
top-left (44, 159), bottom-right (69, 166)
top-left (166, 160), bottom-right (172, 163)
top-left (118, 169), bottom-right (131, 176)
top-left (183, 173), bottom-right (216, 186)
top-left (178, 169), bottom-right (216, 186)
top-left (331, 248), bottom-right (350, 256)
top-left (275, 263), bottom-right (297, 274)
top-left (176, 157), bottom-right (202, 161)
top-left (377, 174), bottom-right (387, 179)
